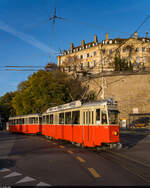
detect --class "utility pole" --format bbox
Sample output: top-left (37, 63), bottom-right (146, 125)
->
top-left (101, 76), bottom-right (107, 99)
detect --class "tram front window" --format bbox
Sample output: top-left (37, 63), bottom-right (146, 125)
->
top-left (102, 111), bottom-right (108, 124)
top-left (108, 110), bottom-right (118, 124)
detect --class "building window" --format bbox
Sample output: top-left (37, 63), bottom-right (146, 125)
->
top-left (80, 63), bottom-right (83, 70)
top-left (142, 47), bottom-right (145, 52)
top-left (68, 66), bottom-right (71, 72)
top-left (102, 49), bottom-right (106, 54)
top-left (93, 51), bottom-right (96, 56)
top-left (94, 60), bottom-right (96, 67)
top-left (122, 48), bottom-right (126, 53)
top-left (109, 40), bottom-right (112, 44)
top-left (80, 55), bottom-right (83, 59)
top-left (109, 49), bottom-right (112, 54)
top-left (135, 48), bottom-right (139, 52)
top-left (87, 53), bottom-right (90, 57)
top-left (87, 61), bottom-right (90, 68)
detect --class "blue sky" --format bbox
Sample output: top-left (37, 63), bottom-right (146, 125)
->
top-left (0, 0), bottom-right (150, 96)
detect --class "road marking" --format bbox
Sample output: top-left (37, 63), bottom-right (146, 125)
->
top-left (0, 168), bottom-right (11, 172)
top-left (15, 176), bottom-right (36, 184)
top-left (76, 156), bottom-right (85, 163)
top-left (59, 145), bottom-right (65, 149)
top-left (68, 150), bottom-right (74, 154)
top-left (88, 168), bottom-right (100, 178)
top-left (4, 172), bottom-right (22, 178)
top-left (37, 182), bottom-right (52, 186)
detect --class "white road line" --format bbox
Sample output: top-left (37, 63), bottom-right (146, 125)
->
top-left (15, 176), bottom-right (36, 184)
top-left (37, 182), bottom-right (52, 186)
top-left (4, 172), bottom-right (22, 178)
top-left (0, 168), bottom-right (11, 172)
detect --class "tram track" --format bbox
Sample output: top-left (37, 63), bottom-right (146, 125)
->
top-left (95, 149), bottom-right (150, 184)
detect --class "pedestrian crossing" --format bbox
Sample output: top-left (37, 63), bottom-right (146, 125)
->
top-left (0, 168), bottom-right (51, 186)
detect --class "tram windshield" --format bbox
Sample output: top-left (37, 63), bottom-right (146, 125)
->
top-left (108, 110), bottom-right (118, 124)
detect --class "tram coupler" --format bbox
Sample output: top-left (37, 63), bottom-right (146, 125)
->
top-left (110, 142), bottom-right (122, 150)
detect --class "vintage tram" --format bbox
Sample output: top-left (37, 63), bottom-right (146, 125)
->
top-left (8, 114), bottom-right (41, 134)
top-left (8, 99), bottom-right (121, 148)
top-left (42, 99), bottom-right (121, 148)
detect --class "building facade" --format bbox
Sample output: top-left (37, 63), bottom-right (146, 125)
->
top-left (57, 32), bottom-right (150, 74)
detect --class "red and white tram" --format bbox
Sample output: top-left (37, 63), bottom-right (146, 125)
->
top-left (8, 114), bottom-right (41, 134)
top-left (42, 99), bottom-right (120, 148)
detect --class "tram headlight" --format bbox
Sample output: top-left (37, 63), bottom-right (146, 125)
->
top-left (113, 131), bottom-right (118, 136)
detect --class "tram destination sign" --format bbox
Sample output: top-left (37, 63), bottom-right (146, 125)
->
top-left (46, 100), bottom-right (81, 113)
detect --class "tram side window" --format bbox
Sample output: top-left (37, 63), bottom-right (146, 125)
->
top-left (102, 111), bottom-right (108, 124)
top-left (108, 110), bottom-right (118, 124)
top-left (96, 109), bottom-right (101, 124)
top-left (72, 111), bottom-right (80, 125)
top-left (50, 114), bottom-right (53, 124)
top-left (65, 112), bottom-right (72, 124)
top-left (92, 111), bottom-right (94, 124)
top-left (46, 115), bottom-right (49, 124)
top-left (42, 116), bottom-right (46, 124)
top-left (59, 113), bottom-right (64, 124)
top-left (35, 117), bottom-right (38, 124)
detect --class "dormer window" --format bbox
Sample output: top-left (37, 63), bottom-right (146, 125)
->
top-left (80, 47), bottom-right (82, 50)
top-left (86, 45), bottom-right (88, 48)
top-left (109, 40), bottom-right (112, 44)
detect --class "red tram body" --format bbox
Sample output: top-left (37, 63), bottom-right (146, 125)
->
top-left (8, 99), bottom-right (121, 148)
top-left (8, 114), bottom-right (41, 134)
top-left (42, 99), bottom-right (120, 148)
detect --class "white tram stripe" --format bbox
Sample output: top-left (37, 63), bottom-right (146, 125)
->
top-left (4, 172), bottom-right (22, 178)
top-left (15, 176), bottom-right (36, 184)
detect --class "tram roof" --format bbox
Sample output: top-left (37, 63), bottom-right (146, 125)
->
top-left (9, 113), bottom-right (41, 120)
top-left (44, 98), bottom-right (117, 114)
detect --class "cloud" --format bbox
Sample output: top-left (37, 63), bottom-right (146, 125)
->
top-left (0, 20), bottom-right (57, 55)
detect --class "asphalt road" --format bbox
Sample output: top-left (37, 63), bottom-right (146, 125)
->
top-left (0, 130), bottom-right (150, 186)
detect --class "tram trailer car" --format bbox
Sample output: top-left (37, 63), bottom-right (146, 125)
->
top-left (8, 114), bottom-right (42, 134)
top-left (42, 99), bottom-right (121, 148)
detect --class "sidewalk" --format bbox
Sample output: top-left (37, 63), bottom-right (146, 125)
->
top-left (119, 127), bottom-right (150, 166)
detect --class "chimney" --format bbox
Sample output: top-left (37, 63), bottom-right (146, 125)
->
top-left (146, 32), bottom-right (148, 38)
top-left (70, 43), bottom-right (74, 50)
top-left (106, 32), bottom-right (109, 40)
top-left (81, 40), bottom-right (85, 47)
top-left (94, 34), bottom-right (98, 43)
top-left (134, 32), bottom-right (138, 39)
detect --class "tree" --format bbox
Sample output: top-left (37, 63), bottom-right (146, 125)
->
top-left (113, 55), bottom-right (133, 72)
top-left (0, 92), bottom-right (16, 122)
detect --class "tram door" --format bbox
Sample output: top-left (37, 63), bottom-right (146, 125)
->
top-left (83, 110), bottom-right (91, 144)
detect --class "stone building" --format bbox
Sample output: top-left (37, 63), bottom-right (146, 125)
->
top-left (57, 32), bottom-right (150, 127)
top-left (57, 32), bottom-right (150, 73)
